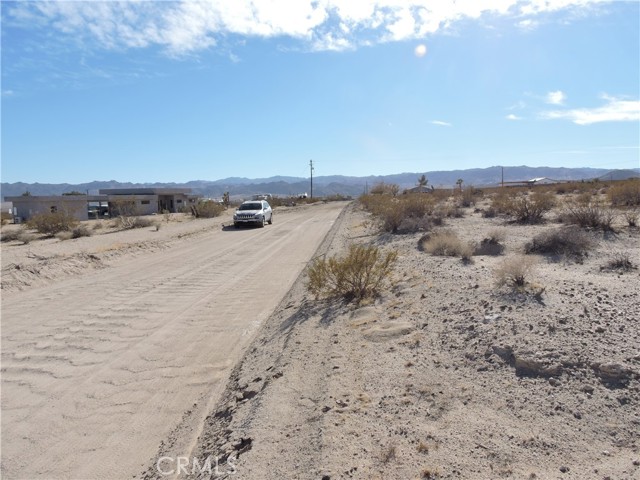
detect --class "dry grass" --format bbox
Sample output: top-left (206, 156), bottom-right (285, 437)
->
top-left (601, 253), bottom-right (637, 272)
top-left (420, 229), bottom-right (473, 259)
top-left (494, 255), bottom-right (538, 289)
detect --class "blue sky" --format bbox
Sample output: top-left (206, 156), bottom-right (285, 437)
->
top-left (1, 0), bottom-right (639, 184)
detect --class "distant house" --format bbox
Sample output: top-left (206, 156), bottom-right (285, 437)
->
top-left (502, 177), bottom-right (561, 187)
top-left (98, 188), bottom-right (200, 216)
top-left (6, 188), bottom-right (200, 222)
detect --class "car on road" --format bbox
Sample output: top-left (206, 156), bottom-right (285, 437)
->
top-left (233, 200), bottom-right (273, 228)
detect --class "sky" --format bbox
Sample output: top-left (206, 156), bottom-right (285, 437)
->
top-left (1, 0), bottom-right (639, 184)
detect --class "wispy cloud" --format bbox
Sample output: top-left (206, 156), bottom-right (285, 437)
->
top-left (506, 114), bottom-right (522, 120)
top-left (431, 120), bottom-right (452, 127)
top-left (545, 90), bottom-right (567, 105)
top-left (540, 94), bottom-right (640, 125)
top-left (3, 1), bottom-right (622, 55)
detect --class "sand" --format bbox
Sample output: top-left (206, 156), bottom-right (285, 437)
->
top-left (1, 202), bottom-right (346, 479)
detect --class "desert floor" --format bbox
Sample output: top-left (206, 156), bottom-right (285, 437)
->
top-left (171, 200), bottom-right (639, 480)
top-left (1, 202), bottom-right (346, 479)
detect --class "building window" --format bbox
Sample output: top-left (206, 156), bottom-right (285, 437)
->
top-left (140, 200), bottom-right (150, 205)
top-left (177, 199), bottom-right (182, 203)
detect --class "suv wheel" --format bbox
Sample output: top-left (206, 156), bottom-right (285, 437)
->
top-left (260, 216), bottom-right (265, 228)
top-left (268, 213), bottom-right (273, 225)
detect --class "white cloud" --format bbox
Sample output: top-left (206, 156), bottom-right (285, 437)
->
top-left (431, 120), bottom-right (452, 127)
top-left (540, 95), bottom-right (640, 125)
top-left (545, 90), bottom-right (567, 105)
top-left (517, 18), bottom-right (539, 30)
top-left (506, 114), bottom-right (522, 120)
top-left (4, 0), bottom-right (622, 55)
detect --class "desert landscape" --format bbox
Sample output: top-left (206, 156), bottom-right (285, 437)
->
top-left (2, 181), bottom-right (639, 480)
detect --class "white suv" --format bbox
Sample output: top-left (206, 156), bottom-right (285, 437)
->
top-left (233, 200), bottom-right (273, 228)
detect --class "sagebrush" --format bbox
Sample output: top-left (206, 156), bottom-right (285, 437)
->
top-left (307, 244), bottom-right (397, 301)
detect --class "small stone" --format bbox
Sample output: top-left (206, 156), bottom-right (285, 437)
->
top-left (573, 411), bottom-right (582, 419)
top-left (559, 466), bottom-right (569, 473)
top-left (549, 378), bottom-right (561, 387)
top-left (595, 326), bottom-right (605, 333)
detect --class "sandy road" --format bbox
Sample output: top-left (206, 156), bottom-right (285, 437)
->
top-left (1, 202), bottom-right (346, 480)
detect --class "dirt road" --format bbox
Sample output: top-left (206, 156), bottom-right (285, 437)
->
top-left (1, 202), bottom-right (346, 479)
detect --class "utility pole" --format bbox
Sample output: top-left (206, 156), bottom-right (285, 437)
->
top-left (310, 159), bottom-right (314, 200)
top-left (501, 166), bottom-right (504, 188)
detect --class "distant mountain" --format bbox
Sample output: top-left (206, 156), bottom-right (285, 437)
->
top-left (2, 166), bottom-right (638, 200)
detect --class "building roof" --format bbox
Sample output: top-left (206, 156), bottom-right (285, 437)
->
top-left (98, 188), bottom-right (192, 195)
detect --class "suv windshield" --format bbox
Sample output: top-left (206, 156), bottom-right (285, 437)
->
top-left (239, 203), bottom-right (262, 211)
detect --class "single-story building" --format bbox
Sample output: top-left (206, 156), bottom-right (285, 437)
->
top-left (6, 188), bottom-right (200, 222)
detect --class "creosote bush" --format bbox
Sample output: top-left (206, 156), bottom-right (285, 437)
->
top-left (192, 201), bottom-right (225, 218)
top-left (493, 190), bottom-right (556, 224)
top-left (562, 199), bottom-right (616, 231)
top-left (26, 211), bottom-right (79, 235)
top-left (360, 193), bottom-right (440, 233)
top-left (524, 227), bottom-right (592, 261)
top-left (306, 244), bottom-right (397, 301)
top-left (608, 179), bottom-right (640, 206)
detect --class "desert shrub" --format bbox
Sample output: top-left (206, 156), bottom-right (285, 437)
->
top-left (623, 209), bottom-right (638, 227)
top-left (116, 215), bottom-right (154, 229)
top-left (306, 244), bottom-right (398, 301)
top-left (481, 207), bottom-right (497, 218)
top-left (562, 200), bottom-right (616, 231)
top-left (499, 191), bottom-right (556, 224)
top-left (601, 253), bottom-right (637, 272)
top-left (92, 222), bottom-right (104, 230)
top-left (420, 229), bottom-right (473, 259)
top-left (55, 231), bottom-right (73, 241)
top-left (1, 229), bottom-right (23, 242)
top-left (361, 194), bottom-right (441, 234)
top-left (494, 255), bottom-right (537, 288)
top-left (192, 201), bottom-right (225, 218)
top-left (397, 215), bottom-right (433, 234)
top-left (457, 185), bottom-right (479, 207)
top-left (370, 182), bottom-right (400, 196)
top-left (402, 194), bottom-right (436, 218)
top-left (434, 203), bottom-right (464, 218)
top-left (26, 211), bottom-right (79, 235)
top-left (473, 230), bottom-right (506, 256)
top-left (1, 212), bottom-right (13, 225)
top-left (109, 199), bottom-right (139, 217)
top-left (18, 233), bottom-right (36, 244)
top-left (71, 225), bottom-right (93, 238)
top-left (525, 227), bottom-right (592, 261)
top-left (608, 179), bottom-right (640, 206)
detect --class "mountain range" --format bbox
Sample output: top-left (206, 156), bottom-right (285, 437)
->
top-left (2, 166), bottom-right (638, 200)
